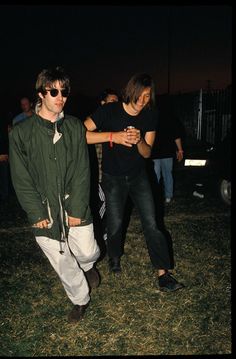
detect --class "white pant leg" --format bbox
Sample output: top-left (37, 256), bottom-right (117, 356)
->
top-left (36, 235), bottom-right (90, 306)
top-left (68, 223), bottom-right (100, 272)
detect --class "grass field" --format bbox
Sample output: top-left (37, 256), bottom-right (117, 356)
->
top-left (0, 178), bottom-right (231, 356)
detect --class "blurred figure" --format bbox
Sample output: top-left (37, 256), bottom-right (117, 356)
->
top-left (151, 97), bottom-right (184, 204)
top-left (88, 88), bottom-right (119, 259)
top-left (96, 89), bottom-right (119, 234)
top-left (12, 96), bottom-right (34, 126)
top-left (9, 66), bottom-right (100, 323)
top-left (96, 88), bottom-right (119, 186)
top-left (85, 73), bottom-right (184, 293)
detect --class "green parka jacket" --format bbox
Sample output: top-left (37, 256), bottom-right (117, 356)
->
top-left (9, 113), bottom-right (92, 241)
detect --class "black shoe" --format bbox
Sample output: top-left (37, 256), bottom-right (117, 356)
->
top-left (108, 257), bottom-right (121, 273)
top-left (85, 267), bottom-right (100, 289)
top-left (158, 272), bottom-right (184, 292)
top-left (68, 303), bottom-right (89, 323)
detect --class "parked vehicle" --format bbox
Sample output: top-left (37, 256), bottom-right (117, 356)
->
top-left (174, 133), bottom-right (231, 205)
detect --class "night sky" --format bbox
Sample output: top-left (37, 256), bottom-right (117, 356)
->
top-left (0, 4), bottom-right (232, 111)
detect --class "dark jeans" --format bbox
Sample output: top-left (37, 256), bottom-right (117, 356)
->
top-left (102, 169), bottom-right (172, 269)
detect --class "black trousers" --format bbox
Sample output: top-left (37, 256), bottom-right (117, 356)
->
top-left (102, 169), bottom-right (173, 269)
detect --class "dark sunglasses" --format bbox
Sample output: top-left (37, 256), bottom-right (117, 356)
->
top-left (45, 88), bottom-right (70, 98)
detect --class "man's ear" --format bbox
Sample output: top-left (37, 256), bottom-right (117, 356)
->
top-left (101, 100), bottom-right (106, 105)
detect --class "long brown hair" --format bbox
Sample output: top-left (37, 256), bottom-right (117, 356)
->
top-left (122, 73), bottom-right (156, 108)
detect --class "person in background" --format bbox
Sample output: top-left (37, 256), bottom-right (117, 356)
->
top-left (151, 97), bottom-right (184, 204)
top-left (84, 73), bottom-right (184, 293)
top-left (12, 96), bottom-right (34, 126)
top-left (9, 66), bottom-right (100, 323)
top-left (99, 88), bottom-right (119, 106)
top-left (94, 89), bottom-right (119, 242)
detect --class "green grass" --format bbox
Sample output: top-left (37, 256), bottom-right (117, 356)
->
top-left (0, 188), bottom-right (231, 356)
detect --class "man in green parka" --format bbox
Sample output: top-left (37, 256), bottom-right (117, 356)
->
top-left (9, 66), bottom-right (100, 323)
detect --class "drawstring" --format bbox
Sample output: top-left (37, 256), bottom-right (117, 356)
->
top-left (58, 194), bottom-right (67, 255)
top-left (59, 234), bottom-right (66, 255)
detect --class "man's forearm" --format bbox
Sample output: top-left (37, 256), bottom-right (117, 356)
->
top-left (137, 138), bottom-right (152, 158)
top-left (86, 131), bottom-right (111, 144)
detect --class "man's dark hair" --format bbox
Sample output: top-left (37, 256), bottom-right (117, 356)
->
top-left (36, 66), bottom-right (70, 95)
top-left (98, 88), bottom-right (119, 103)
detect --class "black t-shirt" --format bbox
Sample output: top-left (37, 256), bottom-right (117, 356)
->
top-left (91, 102), bottom-right (157, 176)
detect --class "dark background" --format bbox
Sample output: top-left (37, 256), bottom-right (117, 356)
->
top-left (0, 4), bottom-right (232, 123)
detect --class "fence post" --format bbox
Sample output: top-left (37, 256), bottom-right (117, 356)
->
top-left (197, 89), bottom-right (202, 140)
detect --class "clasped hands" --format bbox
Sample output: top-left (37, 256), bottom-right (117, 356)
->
top-left (113, 127), bottom-right (141, 147)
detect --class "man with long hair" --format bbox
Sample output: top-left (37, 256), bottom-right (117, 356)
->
top-left (85, 73), bottom-right (184, 292)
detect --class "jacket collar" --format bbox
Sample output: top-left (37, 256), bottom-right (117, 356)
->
top-left (34, 115), bottom-right (64, 132)
top-left (35, 103), bottom-right (65, 130)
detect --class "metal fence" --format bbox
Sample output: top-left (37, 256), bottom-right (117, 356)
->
top-left (201, 86), bottom-right (231, 144)
top-left (164, 85), bottom-right (231, 145)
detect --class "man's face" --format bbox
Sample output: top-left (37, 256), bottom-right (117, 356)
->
top-left (39, 80), bottom-right (68, 115)
top-left (105, 94), bottom-right (119, 103)
top-left (101, 93), bottom-right (118, 105)
top-left (21, 98), bottom-right (31, 113)
top-left (130, 87), bottom-right (151, 114)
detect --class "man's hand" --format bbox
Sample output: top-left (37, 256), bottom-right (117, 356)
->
top-left (32, 219), bottom-right (50, 228)
top-left (176, 150), bottom-right (184, 162)
top-left (68, 216), bottom-right (81, 227)
top-left (112, 128), bottom-right (141, 147)
top-left (0, 154), bottom-right (8, 162)
top-left (125, 127), bottom-right (141, 145)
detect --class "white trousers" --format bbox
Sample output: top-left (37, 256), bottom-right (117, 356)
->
top-left (36, 223), bottom-right (100, 306)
